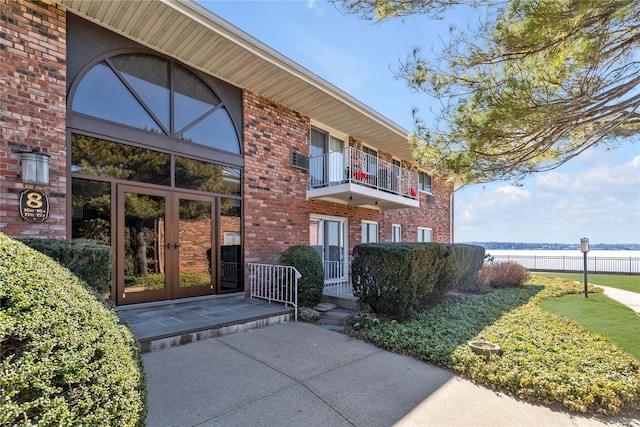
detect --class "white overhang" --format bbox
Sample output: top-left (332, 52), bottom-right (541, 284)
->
top-left (57, 0), bottom-right (414, 162)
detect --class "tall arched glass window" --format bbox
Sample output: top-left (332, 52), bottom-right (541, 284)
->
top-left (72, 53), bottom-right (241, 154)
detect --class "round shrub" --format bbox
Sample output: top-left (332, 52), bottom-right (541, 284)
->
top-left (279, 245), bottom-right (324, 308)
top-left (0, 233), bottom-right (147, 426)
top-left (478, 261), bottom-right (530, 289)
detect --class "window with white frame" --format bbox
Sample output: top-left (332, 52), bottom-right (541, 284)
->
top-left (417, 227), bottom-right (433, 243)
top-left (310, 127), bottom-right (345, 187)
top-left (310, 215), bottom-right (348, 282)
top-left (362, 221), bottom-right (378, 243)
top-left (418, 172), bottom-right (432, 193)
top-left (392, 224), bottom-right (401, 242)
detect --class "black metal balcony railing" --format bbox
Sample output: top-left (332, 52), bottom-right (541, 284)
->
top-left (309, 147), bottom-right (419, 200)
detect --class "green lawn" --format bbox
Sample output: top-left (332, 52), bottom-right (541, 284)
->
top-left (539, 272), bottom-right (640, 293)
top-left (539, 293), bottom-right (640, 361)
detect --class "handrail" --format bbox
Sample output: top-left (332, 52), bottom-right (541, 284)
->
top-left (249, 263), bottom-right (300, 321)
top-left (309, 147), bottom-right (418, 199)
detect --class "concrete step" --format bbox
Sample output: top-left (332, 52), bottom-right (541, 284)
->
top-left (138, 311), bottom-right (293, 353)
top-left (321, 293), bottom-right (367, 311)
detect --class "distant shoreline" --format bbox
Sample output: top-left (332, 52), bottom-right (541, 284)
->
top-left (463, 242), bottom-right (640, 251)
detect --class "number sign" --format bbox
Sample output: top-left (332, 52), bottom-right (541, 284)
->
top-left (19, 189), bottom-right (49, 223)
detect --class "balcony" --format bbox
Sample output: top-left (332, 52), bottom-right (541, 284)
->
top-left (307, 147), bottom-right (419, 210)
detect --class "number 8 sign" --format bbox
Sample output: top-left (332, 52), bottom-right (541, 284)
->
top-left (19, 189), bottom-right (50, 223)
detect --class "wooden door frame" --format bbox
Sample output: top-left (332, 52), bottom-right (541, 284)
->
top-left (115, 185), bottom-right (220, 305)
top-left (116, 185), bottom-right (171, 305)
top-left (172, 192), bottom-right (218, 299)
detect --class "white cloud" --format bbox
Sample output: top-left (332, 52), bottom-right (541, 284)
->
top-left (495, 186), bottom-right (532, 203)
top-left (537, 155), bottom-right (640, 196)
top-left (455, 151), bottom-right (640, 243)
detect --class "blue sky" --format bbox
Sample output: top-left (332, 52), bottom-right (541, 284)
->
top-left (201, 0), bottom-right (640, 245)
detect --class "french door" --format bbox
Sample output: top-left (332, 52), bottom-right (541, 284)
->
top-left (310, 216), bottom-right (347, 283)
top-left (116, 185), bottom-right (217, 304)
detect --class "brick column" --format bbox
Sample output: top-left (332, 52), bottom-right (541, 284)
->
top-left (0, 0), bottom-right (67, 239)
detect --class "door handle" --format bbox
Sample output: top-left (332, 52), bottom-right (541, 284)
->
top-left (165, 243), bottom-right (181, 249)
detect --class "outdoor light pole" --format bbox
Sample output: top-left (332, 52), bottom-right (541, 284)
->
top-left (581, 238), bottom-right (589, 298)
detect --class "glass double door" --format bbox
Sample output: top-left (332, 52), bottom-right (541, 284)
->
top-left (116, 185), bottom-right (217, 305)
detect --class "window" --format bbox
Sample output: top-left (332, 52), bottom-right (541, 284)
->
top-left (418, 227), bottom-right (433, 243)
top-left (418, 172), bottom-right (432, 193)
top-left (310, 127), bottom-right (345, 187)
top-left (223, 232), bottom-right (241, 245)
top-left (362, 221), bottom-right (378, 243)
top-left (392, 224), bottom-right (402, 242)
top-left (72, 53), bottom-right (241, 154)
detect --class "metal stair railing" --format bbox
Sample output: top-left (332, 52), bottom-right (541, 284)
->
top-left (249, 263), bottom-right (300, 321)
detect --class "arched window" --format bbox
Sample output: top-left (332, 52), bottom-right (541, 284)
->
top-left (72, 53), bottom-right (240, 154)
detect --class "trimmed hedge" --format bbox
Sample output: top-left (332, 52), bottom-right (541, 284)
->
top-left (448, 244), bottom-right (486, 291)
top-left (0, 233), bottom-right (146, 426)
top-left (351, 243), bottom-right (455, 319)
top-left (352, 243), bottom-right (485, 319)
top-left (19, 238), bottom-right (111, 295)
top-left (279, 245), bottom-right (324, 308)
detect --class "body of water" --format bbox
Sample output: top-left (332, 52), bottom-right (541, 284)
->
top-left (485, 250), bottom-right (640, 274)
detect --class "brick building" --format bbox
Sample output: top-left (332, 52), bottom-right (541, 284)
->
top-left (1, 0), bottom-right (453, 306)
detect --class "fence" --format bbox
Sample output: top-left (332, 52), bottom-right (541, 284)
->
top-left (309, 146), bottom-right (419, 200)
top-left (249, 263), bottom-right (300, 321)
top-left (322, 261), bottom-right (354, 296)
top-left (490, 255), bottom-right (640, 274)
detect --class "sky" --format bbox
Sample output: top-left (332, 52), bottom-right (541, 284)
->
top-left (200, 0), bottom-right (640, 245)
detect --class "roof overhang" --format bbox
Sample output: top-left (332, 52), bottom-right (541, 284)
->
top-left (56, 0), bottom-right (415, 161)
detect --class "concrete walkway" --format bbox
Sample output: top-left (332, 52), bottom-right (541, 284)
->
top-left (598, 285), bottom-right (640, 314)
top-left (142, 322), bottom-right (640, 427)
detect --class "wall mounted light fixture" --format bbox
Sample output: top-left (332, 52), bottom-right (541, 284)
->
top-left (21, 149), bottom-right (50, 186)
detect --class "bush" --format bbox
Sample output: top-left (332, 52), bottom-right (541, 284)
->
top-left (447, 244), bottom-right (485, 291)
top-left (478, 261), bottom-right (530, 288)
top-left (0, 233), bottom-right (147, 426)
top-left (297, 307), bottom-right (321, 323)
top-left (352, 243), bottom-right (456, 320)
top-left (19, 238), bottom-right (111, 295)
top-left (279, 245), bottom-right (324, 308)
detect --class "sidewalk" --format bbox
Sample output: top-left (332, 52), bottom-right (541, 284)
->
top-left (597, 285), bottom-right (640, 314)
top-left (142, 322), bottom-right (640, 427)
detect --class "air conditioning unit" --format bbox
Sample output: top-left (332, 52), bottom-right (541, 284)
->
top-left (291, 151), bottom-right (309, 171)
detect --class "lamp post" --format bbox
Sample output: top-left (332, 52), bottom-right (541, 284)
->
top-left (581, 237), bottom-right (589, 298)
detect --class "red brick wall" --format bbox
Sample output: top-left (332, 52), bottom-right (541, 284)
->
top-left (243, 91), bottom-right (311, 266)
top-left (242, 91), bottom-right (453, 291)
top-left (0, 0), bottom-right (67, 238)
top-left (382, 176), bottom-right (453, 243)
